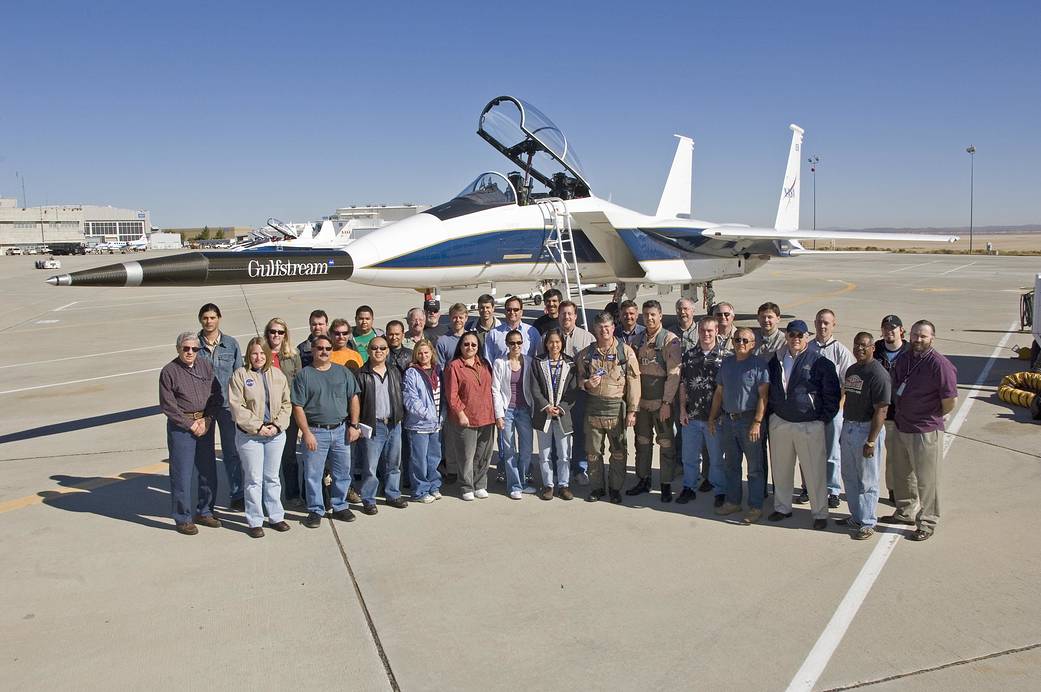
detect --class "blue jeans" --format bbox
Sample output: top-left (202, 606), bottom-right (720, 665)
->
top-left (825, 410), bottom-right (843, 495)
top-left (214, 406), bottom-right (243, 501)
top-left (166, 421), bottom-right (218, 524)
top-left (500, 407), bottom-right (533, 494)
top-left (236, 430), bottom-right (286, 528)
top-left (301, 424), bottom-right (351, 515)
top-left (681, 420), bottom-right (724, 494)
top-left (720, 417), bottom-right (765, 508)
top-left (537, 420), bottom-right (572, 487)
top-left (360, 421), bottom-right (402, 503)
top-left (839, 420), bottom-right (884, 528)
top-left (408, 428), bottom-right (442, 498)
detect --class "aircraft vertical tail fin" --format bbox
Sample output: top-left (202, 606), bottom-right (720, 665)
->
top-left (655, 135), bottom-right (694, 218)
top-left (774, 124), bottom-right (804, 231)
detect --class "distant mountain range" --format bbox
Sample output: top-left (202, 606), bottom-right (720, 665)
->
top-left (829, 224), bottom-right (1041, 235)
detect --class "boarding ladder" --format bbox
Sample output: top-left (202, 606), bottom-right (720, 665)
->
top-left (537, 198), bottom-right (588, 327)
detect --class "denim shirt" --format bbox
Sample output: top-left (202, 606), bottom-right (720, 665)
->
top-left (198, 331), bottom-right (241, 408)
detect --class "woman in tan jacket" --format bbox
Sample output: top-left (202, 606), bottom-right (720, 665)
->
top-left (229, 337), bottom-right (293, 538)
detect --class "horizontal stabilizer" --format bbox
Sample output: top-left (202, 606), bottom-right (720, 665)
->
top-left (702, 225), bottom-right (960, 243)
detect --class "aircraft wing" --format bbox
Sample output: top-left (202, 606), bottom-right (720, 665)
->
top-left (700, 225), bottom-right (959, 244)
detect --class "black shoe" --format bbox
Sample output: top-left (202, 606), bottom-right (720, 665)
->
top-left (907, 529), bottom-right (933, 542)
top-left (794, 489), bottom-right (809, 505)
top-left (827, 494), bottom-right (840, 509)
top-left (675, 487), bottom-right (696, 504)
top-left (302, 512), bottom-right (323, 528)
top-left (812, 518), bottom-right (828, 531)
top-left (331, 508), bottom-right (356, 522)
top-left (768, 511), bottom-right (793, 522)
top-left (625, 478), bottom-right (651, 496)
top-left (713, 494), bottom-right (725, 508)
top-left (386, 497), bottom-right (408, 509)
top-left (229, 498), bottom-right (245, 512)
top-left (360, 503), bottom-right (378, 516)
top-left (698, 479), bottom-right (713, 493)
top-left (609, 489), bottom-right (623, 504)
top-left (445, 473), bottom-right (458, 485)
top-left (586, 490), bottom-right (604, 503)
top-left (878, 514), bottom-right (915, 526)
top-left (660, 484), bottom-right (673, 503)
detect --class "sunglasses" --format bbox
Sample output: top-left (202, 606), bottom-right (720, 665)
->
top-left (267, 328), bottom-right (285, 335)
top-left (714, 312), bottom-right (733, 318)
top-left (462, 342), bottom-right (478, 348)
top-left (370, 345), bottom-right (388, 351)
top-left (733, 338), bottom-right (753, 344)
top-left (786, 332), bottom-right (807, 338)
top-left (314, 346), bottom-right (333, 352)
top-left (181, 346), bottom-right (201, 353)
top-left (507, 340), bottom-right (523, 346)
top-left (505, 308), bottom-right (522, 313)
top-left (332, 331), bottom-right (350, 337)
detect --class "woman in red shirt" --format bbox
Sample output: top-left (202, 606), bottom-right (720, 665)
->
top-left (444, 332), bottom-right (495, 501)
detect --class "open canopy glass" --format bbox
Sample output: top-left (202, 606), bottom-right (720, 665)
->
top-left (478, 96), bottom-right (591, 198)
top-left (424, 172), bottom-right (518, 221)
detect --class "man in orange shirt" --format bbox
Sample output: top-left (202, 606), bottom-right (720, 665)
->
top-left (328, 318), bottom-right (363, 371)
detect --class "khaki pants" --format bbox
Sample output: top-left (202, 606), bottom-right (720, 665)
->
top-left (881, 419), bottom-right (901, 495)
top-left (888, 428), bottom-right (941, 532)
top-left (769, 415), bottom-right (828, 519)
top-left (586, 409), bottom-right (628, 492)
top-left (635, 408), bottom-right (677, 484)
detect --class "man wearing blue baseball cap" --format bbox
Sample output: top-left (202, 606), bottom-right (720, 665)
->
top-left (765, 319), bottom-right (842, 530)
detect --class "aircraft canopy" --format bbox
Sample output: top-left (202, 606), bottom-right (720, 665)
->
top-left (478, 96), bottom-right (591, 197)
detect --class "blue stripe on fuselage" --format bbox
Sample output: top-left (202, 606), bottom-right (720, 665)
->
top-left (373, 228), bottom-right (604, 269)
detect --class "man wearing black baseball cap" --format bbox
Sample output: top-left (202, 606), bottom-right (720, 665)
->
top-left (765, 319), bottom-right (841, 530)
top-left (874, 314), bottom-right (909, 503)
top-left (423, 298), bottom-right (449, 340)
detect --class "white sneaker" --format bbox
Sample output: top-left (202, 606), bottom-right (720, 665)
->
top-left (461, 492), bottom-right (475, 501)
top-left (509, 490), bottom-right (523, 500)
top-left (415, 494), bottom-right (435, 504)
top-left (522, 485), bottom-right (537, 494)
top-left (431, 491), bottom-right (443, 500)
top-left (474, 488), bottom-right (489, 499)
top-left (575, 470), bottom-right (590, 486)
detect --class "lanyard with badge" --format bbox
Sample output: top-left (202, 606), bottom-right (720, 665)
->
top-left (895, 351), bottom-right (930, 397)
top-left (549, 359), bottom-right (563, 402)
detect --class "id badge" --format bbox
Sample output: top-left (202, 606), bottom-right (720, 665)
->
top-left (896, 382), bottom-right (906, 397)
top-left (596, 368), bottom-right (607, 377)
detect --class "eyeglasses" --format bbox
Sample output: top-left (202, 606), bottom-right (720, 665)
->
top-left (267, 328), bottom-right (285, 335)
top-left (314, 346), bottom-right (333, 352)
top-left (507, 340), bottom-right (523, 346)
top-left (786, 332), bottom-right (806, 338)
top-left (505, 307), bottom-right (522, 313)
top-left (733, 338), bottom-right (753, 344)
top-left (370, 345), bottom-right (388, 351)
top-left (181, 346), bottom-right (201, 353)
top-left (714, 312), bottom-right (733, 318)
top-left (332, 331), bottom-right (350, 337)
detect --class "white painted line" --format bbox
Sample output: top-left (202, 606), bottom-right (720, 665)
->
top-left (887, 260), bottom-right (938, 273)
top-left (0, 367), bottom-right (162, 396)
top-left (34, 320), bottom-right (59, 325)
top-left (53, 301), bottom-right (79, 312)
top-left (937, 261), bottom-right (977, 276)
top-left (785, 320), bottom-right (1019, 692)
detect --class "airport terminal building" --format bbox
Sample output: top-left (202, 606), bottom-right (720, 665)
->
top-left (0, 197), bottom-right (151, 251)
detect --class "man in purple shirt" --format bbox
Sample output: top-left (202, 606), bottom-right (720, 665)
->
top-left (881, 320), bottom-right (958, 541)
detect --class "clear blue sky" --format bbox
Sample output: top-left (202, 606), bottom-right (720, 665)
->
top-left (3, 1), bottom-right (1039, 229)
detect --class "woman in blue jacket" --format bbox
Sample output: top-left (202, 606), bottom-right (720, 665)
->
top-left (402, 338), bottom-right (444, 503)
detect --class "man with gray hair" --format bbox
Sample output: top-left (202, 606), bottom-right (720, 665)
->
top-left (670, 297), bottom-right (699, 353)
top-left (712, 302), bottom-right (737, 354)
top-left (403, 307), bottom-right (427, 349)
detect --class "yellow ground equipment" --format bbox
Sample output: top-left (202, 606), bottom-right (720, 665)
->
top-left (998, 371), bottom-right (1041, 409)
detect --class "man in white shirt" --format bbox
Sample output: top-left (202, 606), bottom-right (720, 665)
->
top-left (805, 308), bottom-right (856, 508)
top-left (485, 295), bottom-right (542, 361)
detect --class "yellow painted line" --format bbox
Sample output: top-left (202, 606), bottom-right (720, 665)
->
top-left (0, 461), bottom-right (168, 515)
top-left (786, 280), bottom-right (858, 309)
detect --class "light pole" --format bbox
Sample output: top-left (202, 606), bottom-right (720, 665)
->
top-left (965, 145), bottom-right (975, 254)
top-left (807, 155), bottom-right (820, 248)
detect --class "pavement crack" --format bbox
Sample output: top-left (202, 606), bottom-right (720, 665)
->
top-left (823, 641), bottom-right (1041, 690)
top-left (328, 519), bottom-right (400, 691)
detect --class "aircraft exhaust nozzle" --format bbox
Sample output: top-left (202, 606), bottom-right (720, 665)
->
top-left (46, 250), bottom-right (354, 287)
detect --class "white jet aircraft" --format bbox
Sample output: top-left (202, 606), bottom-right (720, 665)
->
top-left (47, 95), bottom-right (956, 296)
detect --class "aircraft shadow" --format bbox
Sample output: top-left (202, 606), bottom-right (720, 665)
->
top-left (0, 405), bottom-right (160, 445)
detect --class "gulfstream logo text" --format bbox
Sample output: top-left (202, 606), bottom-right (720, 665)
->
top-left (247, 259), bottom-right (331, 278)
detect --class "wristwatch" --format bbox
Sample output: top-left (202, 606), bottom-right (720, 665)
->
top-left (865, 440), bottom-right (876, 447)
top-left (349, 423), bottom-right (360, 430)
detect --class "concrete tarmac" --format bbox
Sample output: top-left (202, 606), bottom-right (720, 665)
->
top-left (1, 251), bottom-right (1038, 690)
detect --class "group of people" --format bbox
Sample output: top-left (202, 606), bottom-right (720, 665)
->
top-left (158, 289), bottom-right (957, 543)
